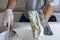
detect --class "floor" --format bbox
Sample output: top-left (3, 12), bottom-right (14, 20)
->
top-left (10, 22), bottom-right (60, 40)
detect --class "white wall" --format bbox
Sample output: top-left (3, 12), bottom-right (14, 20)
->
top-left (54, 0), bottom-right (60, 11)
top-left (0, 0), bottom-right (25, 9)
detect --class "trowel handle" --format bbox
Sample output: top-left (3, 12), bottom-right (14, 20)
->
top-left (6, 23), bottom-right (11, 31)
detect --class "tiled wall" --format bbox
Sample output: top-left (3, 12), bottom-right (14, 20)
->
top-left (0, 0), bottom-right (7, 9)
top-left (0, 0), bottom-right (25, 9)
top-left (0, 0), bottom-right (60, 11)
top-left (54, 0), bottom-right (60, 11)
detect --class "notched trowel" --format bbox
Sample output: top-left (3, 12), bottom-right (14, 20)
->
top-left (5, 23), bottom-right (16, 40)
top-left (37, 10), bottom-right (53, 35)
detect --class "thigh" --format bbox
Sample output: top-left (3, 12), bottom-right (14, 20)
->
top-left (25, 0), bottom-right (37, 10)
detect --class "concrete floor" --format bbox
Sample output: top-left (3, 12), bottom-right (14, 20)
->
top-left (10, 22), bottom-right (60, 40)
top-left (0, 22), bottom-right (59, 40)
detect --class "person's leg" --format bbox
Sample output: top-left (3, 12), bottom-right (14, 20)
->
top-left (43, 6), bottom-right (54, 21)
top-left (25, 0), bottom-right (44, 39)
top-left (25, 0), bottom-right (53, 39)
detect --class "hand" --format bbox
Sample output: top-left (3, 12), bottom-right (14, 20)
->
top-left (3, 9), bottom-right (14, 27)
